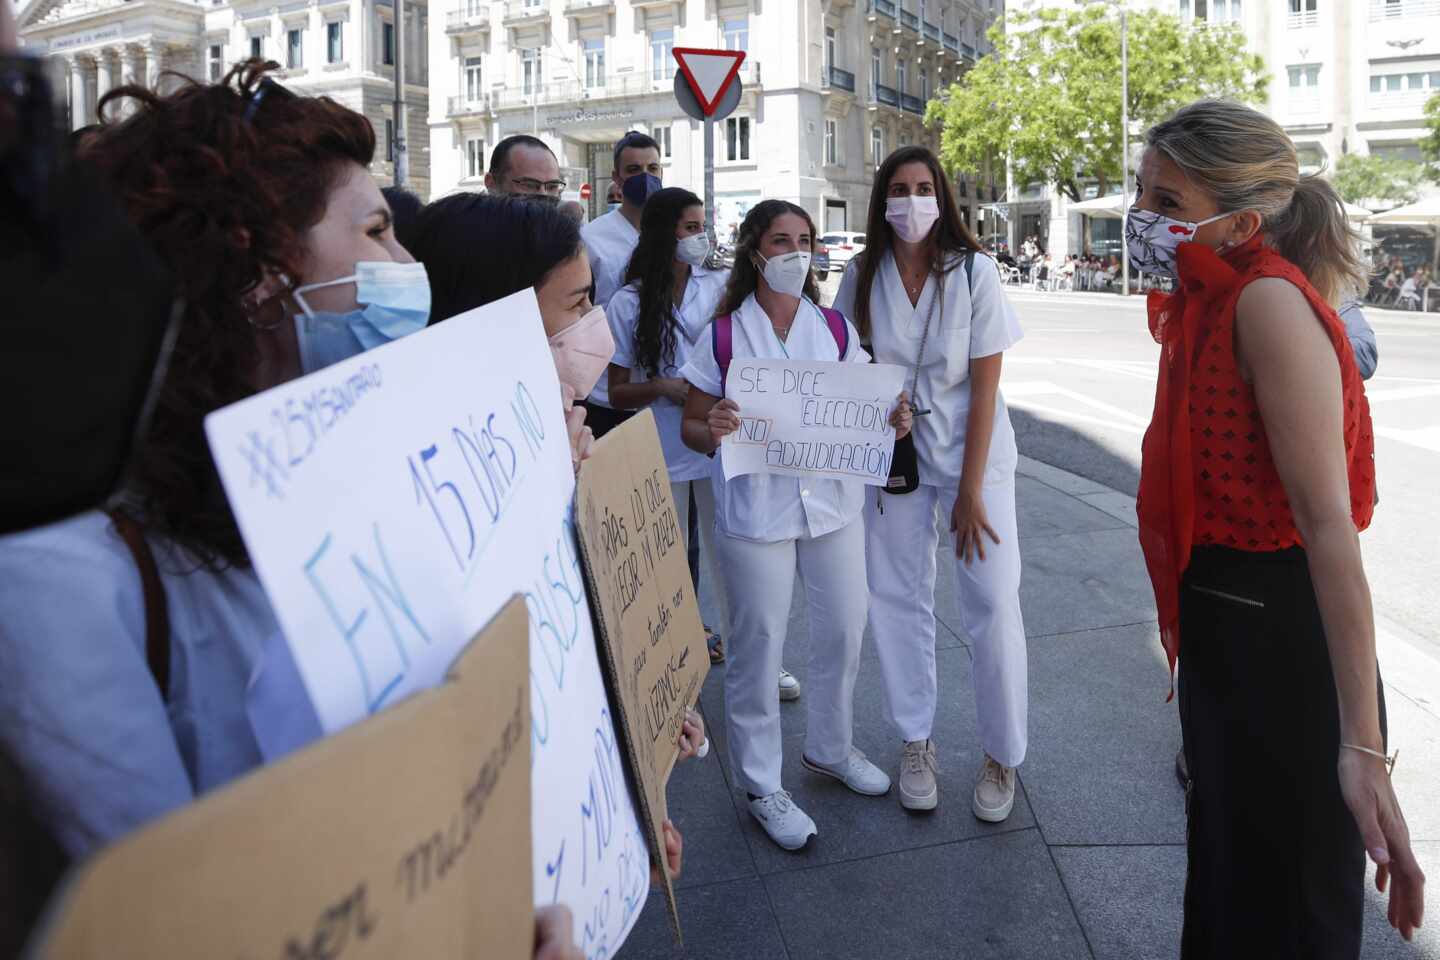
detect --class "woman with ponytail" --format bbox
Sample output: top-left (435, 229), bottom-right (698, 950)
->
top-left (1128, 99), bottom-right (1424, 954)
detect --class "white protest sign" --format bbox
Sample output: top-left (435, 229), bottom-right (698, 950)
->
top-left (204, 290), bottom-right (649, 959)
top-left (721, 359), bottom-right (907, 485)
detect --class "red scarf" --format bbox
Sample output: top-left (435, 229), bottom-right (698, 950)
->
top-left (1136, 237), bottom-right (1260, 697)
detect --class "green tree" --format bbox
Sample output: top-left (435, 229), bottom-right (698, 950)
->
top-left (1331, 152), bottom-right (1427, 206)
top-left (928, 5), bottom-right (1267, 203)
top-left (1421, 91), bottom-right (1440, 169)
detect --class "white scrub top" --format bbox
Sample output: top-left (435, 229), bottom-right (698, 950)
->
top-left (581, 208), bottom-right (641, 408)
top-left (0, 511), bottom-right (320, 858)
top-left (608, 264), bottom-right (729, 483)
top-left (834, 250), bottom-right (1023, 489)
top-left (681, 293), bottom-right (871, 544)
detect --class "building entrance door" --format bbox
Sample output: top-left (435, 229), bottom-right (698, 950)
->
top-left (825, 198), bottom-right (847, 233)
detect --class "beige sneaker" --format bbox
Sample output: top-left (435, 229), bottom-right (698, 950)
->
top-left (972, 755), bottom-right (1016, 823)
top-left (899, 740), bottom-right (939, 811)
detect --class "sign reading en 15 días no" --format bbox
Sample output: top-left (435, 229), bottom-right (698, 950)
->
top-left (721, 359), bottom-right (906, 486)
top-left (203, 290), bottom-right (649, 958)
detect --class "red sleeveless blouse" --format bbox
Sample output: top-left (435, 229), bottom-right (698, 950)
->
top-left (1136, 237), bottom-right (1376, 687)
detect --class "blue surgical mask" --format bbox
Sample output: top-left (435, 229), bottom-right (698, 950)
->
top-left (291, 260), bottom-right (431, 374)
top-left (621, 172), bottom-right (662, 207)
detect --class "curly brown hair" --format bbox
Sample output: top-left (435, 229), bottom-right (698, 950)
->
top-left (82, 60), bottom-right (375, 568)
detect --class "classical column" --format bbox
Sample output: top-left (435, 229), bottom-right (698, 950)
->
top-left (307, 0), bottom-right (325, 71)
top-left (68, 56), bottom-right (91, 129)
top-left (94, 47), bottom-right (114, 105)
top-left (120, 44), bottom-right (143, 87)
top-left (145, 41), bottom-right (164, 89)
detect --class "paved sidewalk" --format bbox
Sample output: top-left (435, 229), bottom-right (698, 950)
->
top-left (618, 456), bottom-right (1440, 960)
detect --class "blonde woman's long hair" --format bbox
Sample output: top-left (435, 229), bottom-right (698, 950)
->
top-left (1144, 100), bottom-right (1367, 306)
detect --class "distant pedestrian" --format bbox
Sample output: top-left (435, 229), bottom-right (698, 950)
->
top-left (1129, 99), bottom-right (1424, 955)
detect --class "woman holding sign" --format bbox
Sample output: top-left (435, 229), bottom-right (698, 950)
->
top-left (680, 200), bottom-right (912, 851)
top-left (833, 146), bottom-right (1027, 822)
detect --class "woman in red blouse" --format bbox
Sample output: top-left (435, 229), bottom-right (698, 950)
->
top-left (1130, 101), bottom-right (1424, 955)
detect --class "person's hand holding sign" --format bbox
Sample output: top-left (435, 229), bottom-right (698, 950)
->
top-left (650, 819), bottom-right (684, 884)
top-left (677, 707), bottom-right (707, 761)
top-left (890, 391), bottom-right (913, 440)
top-left (706, 398), bottom-right (742, 447)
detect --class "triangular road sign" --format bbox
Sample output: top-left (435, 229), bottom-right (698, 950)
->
top-left (672, 48), bottom-right (746, 117)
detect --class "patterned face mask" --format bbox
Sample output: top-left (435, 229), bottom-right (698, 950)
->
top-left (1124, 207), bottom-right (1236, 279)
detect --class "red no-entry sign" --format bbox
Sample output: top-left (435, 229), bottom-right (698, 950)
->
top-left (579, 183), bottom-right (592, 200)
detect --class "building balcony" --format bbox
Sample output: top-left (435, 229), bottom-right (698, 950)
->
top-left (942, 31), bottom-right (959, 55)
top-left (899, 8), bottom-right (920, 32)
top-left (922, 21), bottom-right (941, 43)
top-left (867, 0), bottom-right (897, 21)
top-left (869, 82), bottom-right (899, 108)
top-left (1370, 0), bottom-right (1440, 18)
top-left (448, 93), bottom-right (492, 116)
top-left (901, 91), bottom-right (925, 114)
top-left (445, 6), bottom-right (491, 32)
top-left (961, 42), bottom-right (976, 61)
top-left (821, 65), bottom-right (857, 92)
top-left (1286, 9), bottom-right (1319, 27)
top-left (564, 0), bottom-right (613, 16)
top-left (502, 0), bottom-right (549, 26)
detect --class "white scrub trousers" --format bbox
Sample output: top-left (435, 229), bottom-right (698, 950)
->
top-left (865, 480), bottom-right (1027, 768)
top-left (714, 517), bottom-right (869, 798)
top-left (670, 479), bottom-right (730, 638)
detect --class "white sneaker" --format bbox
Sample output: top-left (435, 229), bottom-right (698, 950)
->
top-left (778, 668), bottom-right (801, 701)
top-left (899, 739), bottom-right (939, 811)
top-left (748, 790), bottom-right (817, 850)
top-left (972, 755), bottom-right (1016, 823)
top-left (801, 747), bottom-right (892, 796)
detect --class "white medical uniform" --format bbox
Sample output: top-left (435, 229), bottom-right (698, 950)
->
top-left (581, 208), bottom-right (641, 409)
top-left (607, 263), bottom-right (732, 637)
top-left (680, 293), bottom-right (872, 798)
top-left (834, 250), bottom-right (1028, 768)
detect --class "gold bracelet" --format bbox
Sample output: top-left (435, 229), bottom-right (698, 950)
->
top-left (1341, 742), bottom-right (1398, 775)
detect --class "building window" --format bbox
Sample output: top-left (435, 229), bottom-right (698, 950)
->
top-left (723, 17), bottom-right (748, 52)
top-left (1287, 63), bottom-right (1320, 90)
top-left (287, 28), bottom-right (303, 68)
top-left (250, 35), bottom-right (263, 60)
top-left (725, 115), bottom-right (750, 161)
top-left (1287, 0), bottom-right (1316, 27)
top-left (208, 43), bottom-right (223, 81)
top-left (824, 117), bottom-right (838, 165)
top-left (327, 21), bottom-right (343, 63)
top-left (465, 55), bottom-right (484, 102)
top-left (522, 47), bottom-right (542, 94)
top-left (871, 125), bottom-right (884, 165)
top-left (920, 67), bottom-right (928, 102)
top-left (825, 26), bottom-right (836, 74)
top-left (385, 118), bottom-right (394, 162)
top-left (583, 38), bottom-right (605, 88)
top-left (651, 28), bottom-right (674, 80)
top-left (651, 124), bottom-right (672, 159)
top-left (871, 47), bottom-right (881, 95)
top-left (466, 137), bottom-right (485, 179)
top-left (382, 21), bottom-right (395, 66)
top-left (895, 58), bottom-right (906, 93)
top-left (1371, 70), bottom-right (1440, 95)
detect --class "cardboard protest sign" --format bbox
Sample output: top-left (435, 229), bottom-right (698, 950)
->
top-left (31, 597), bottom-right (533, 960)
top-left (203, 291), bottom-right (649, 957)
top-left (721, 359), bottom-right (907, 485)
top-left (574, 410), bottom-right (711, 942)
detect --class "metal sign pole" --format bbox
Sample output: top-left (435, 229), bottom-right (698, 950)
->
top-left (704, 119), bottom-right (715, 246)
top-left (392, 0), bottom-right (408, 188)
top-left (1119, 7), bottom-right (1129, 297)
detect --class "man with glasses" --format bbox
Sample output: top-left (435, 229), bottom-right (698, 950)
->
top-left (484, 134), bottom-right (566, 202)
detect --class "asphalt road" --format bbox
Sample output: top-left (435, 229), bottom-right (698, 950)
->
top-left (817, 273), bottom-right (1440, 658)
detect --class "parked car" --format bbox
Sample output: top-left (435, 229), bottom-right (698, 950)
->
top-left (820, 232), bottom-right (867, 268)
top-left (813, 236), bottom-right (831, 281)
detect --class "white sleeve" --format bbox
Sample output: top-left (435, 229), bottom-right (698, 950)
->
top-left (679, 320), bottom-right (724, 398)
top-left (832, 259), bottom-right (861, 323)
top-left (606, 287), bottom-right (640, 369)
top-left (841, 317), bottom-right (870, 364)
top-left (967, 253), bottom-right (1024, 359)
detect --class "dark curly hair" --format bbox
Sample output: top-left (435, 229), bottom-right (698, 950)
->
top-left (622, 187), bottom-right (702, 377)
top-left (405, 192), bottom-right (584, 323)
top-left (715, 200), bottom-right (822, 318)
top-left (81, 60), bottom-right (376, 569)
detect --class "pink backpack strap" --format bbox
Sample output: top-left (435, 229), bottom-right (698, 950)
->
top-left (818, 306), bottom-right (850, 358)
top-left (714, 312), bottom-right (735, 395)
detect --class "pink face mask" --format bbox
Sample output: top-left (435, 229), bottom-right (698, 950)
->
top-left (548, 304), bottom-right (615, 405)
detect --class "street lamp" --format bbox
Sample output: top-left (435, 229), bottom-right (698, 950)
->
top-left (1120, 6), bottom-right (1129, 297)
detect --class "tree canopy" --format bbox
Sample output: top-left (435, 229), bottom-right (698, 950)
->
top-left (928, 6), bottom-right (1268, 203)
top-left (1331, 153), bottom-right (1428, 208)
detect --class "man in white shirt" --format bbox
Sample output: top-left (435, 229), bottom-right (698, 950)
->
top-left (484, 135), bottom-right (567, 203)
top-left (580, 130), bottom-right (663, 437)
